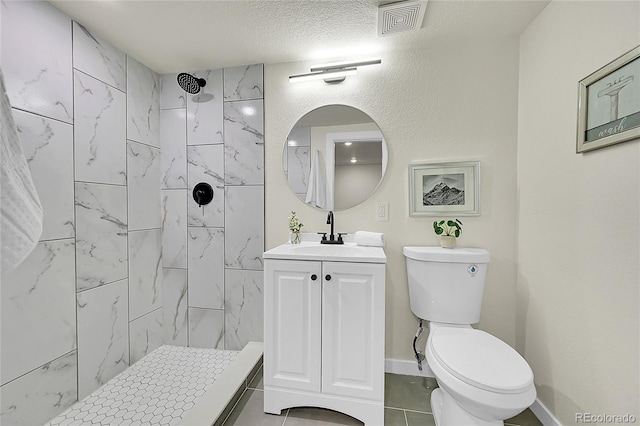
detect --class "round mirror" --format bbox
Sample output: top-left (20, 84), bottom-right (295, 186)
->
top-left (282, 105), bottom-right (387, 211)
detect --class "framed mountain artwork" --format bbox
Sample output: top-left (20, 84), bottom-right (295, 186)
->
top-left (409, 161), bottom-right (480, 217)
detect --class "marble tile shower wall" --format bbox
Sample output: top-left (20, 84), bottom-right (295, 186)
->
top-left (160, 65), bottom-right (265, 352)
top-left (0, 2), bottom-right (162, 424)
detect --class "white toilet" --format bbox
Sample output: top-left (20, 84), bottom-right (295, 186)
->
top-left (403, 246), bottom-right (536, 426)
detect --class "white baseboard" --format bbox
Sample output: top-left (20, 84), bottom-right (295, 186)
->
top-left (385, 358), bottom-right (434, 378)
top-left (529, 398), bottom-right (562, 426)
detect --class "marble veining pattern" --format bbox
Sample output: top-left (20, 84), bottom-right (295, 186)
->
top-left (163, 268), bottom-right (188, 346)
top-left (162, 190), bottom-right (187, 268)
top-left (225, 186), bottom-right (264, 270)
top-left (77, 279), bottom-right (129, 400)
top-left (189, 308), bottom-right (224, 349)
top-left (46, 346), bottom-right (238, 426)
top-left (224, 269), bottom-right (264, 351)
top-left (127, 56), bottom-right (160, 147)
top-left (187, 227), bottom-right (224, 309)
top-left (187, 145), bottom-right (224, 227)
top-left (0, 350), bottom-right (77, 426)
top-left (74, 70), bottom-right (127, 185)
top-left (224, 99), bottom-right (264, 185)
top-left (1, 239), bottom-right (76, 386)
top-left (287, 146), bottom-right (311, 196)
top-left (223, 64), bottom-right (264, 101)
top-left (13, 109), bottom-right (75, 241)
top-left (127, 141), bottom-right (162, 230)
top-left (287, 125), bottom-right (311, 147)
top-left (72, 22), bottom-right (126, 91)
top-left (160, 73), bottom-right (187, 109)
top-left (128, 229), bottom-right (163, 320)
top-left (129, 308), bottom-right (163, 365)
top-left (75, 182), bottom-right (128, 292)
top-left (1, 0), bottom-right (73, 123)
top-left (186, 69), bottom-right (223, 145)
top-left (161, 108), bottom-right (187, 189)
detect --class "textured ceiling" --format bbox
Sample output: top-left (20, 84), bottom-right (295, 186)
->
top-left (48, 0), bottom-right (550, 74)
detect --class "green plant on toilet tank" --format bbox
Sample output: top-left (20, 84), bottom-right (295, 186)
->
top-left (433, 219), bottom-right (462, 248)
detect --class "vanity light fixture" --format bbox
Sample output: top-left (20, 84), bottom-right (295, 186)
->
top-left (350, 158), bottom-right (357, 163)
top-left (289, 57), bottom-right (382, 84)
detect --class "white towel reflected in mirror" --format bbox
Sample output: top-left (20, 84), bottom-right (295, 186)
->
top-left (305, 150), bottom-right (326, 209)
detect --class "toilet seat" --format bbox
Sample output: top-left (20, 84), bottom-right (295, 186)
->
top-left (429, 328), bottom-right (533, 394)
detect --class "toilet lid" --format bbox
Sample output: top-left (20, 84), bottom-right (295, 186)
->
top-left (430, 328), bottom-right (533, 394)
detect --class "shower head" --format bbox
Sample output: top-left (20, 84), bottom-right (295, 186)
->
top-left (177, 73), bottom-right (207, 94)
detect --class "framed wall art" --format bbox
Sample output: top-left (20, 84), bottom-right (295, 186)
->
top-left (409, 161), bottom-right (479, 217)
top-left (577, 45), bottom-right (640, 153)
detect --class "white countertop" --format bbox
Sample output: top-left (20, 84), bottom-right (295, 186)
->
top-left (263, 241), bottom-right (386, 264)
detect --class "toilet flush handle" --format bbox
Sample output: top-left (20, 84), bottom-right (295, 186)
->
top-left (468, 265), bottom-right (478, 276)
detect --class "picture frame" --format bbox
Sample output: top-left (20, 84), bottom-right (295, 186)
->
top-left (577, 45), bottom-right (640, 153)
top-left (409, 161), bottom-right (479, 217)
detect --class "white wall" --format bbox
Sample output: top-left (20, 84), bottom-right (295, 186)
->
top-left (517, 1), bottom-right (639, 424)
top-left (335, 164), bottom-right (381, 209)
top-left (265, 40), bottom-right (521, 361)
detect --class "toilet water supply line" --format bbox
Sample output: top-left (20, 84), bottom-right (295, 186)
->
top-left (413, 320), bottom-right (426, 371)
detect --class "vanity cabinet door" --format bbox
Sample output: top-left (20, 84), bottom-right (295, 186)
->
top-left (321, 261), bottom-right (385, 400)
top-left (264, 260), bottom-right (322, 392)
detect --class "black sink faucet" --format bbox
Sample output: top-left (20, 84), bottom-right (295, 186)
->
top-left (320, 211), bottom-right (345, 244)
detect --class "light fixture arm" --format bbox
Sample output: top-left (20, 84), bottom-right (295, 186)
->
top-left (310, 57), bottom-right (382, 72)
top-left (289, 68), bottom-right (357, 84)
top-left (289, 57), bottom-right (381, 84)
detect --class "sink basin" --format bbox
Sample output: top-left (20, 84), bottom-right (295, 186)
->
top-left (263, 242), bottom-right (386, 263)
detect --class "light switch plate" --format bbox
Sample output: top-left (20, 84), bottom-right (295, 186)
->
top-left (376, 201), bottom-right (389, 222)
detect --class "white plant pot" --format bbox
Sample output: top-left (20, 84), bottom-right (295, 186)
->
top-left (440, 235), bottom-right (457, 249)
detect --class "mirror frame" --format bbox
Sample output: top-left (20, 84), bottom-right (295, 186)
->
top-left (282, 104), bottom-right (387, 211)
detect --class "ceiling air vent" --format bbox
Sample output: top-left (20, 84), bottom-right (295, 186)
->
top-left (378, 0), bottom-right (427, 36)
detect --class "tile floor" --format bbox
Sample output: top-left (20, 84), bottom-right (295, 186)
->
top-left (46, 346), bottom-right (239, 426)
top-left (221, 367), bottom-right (543, 426)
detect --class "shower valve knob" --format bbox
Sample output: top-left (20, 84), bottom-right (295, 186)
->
top-left (193, 183), bottom-right (214, 207)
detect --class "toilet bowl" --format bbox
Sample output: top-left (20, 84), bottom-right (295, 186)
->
top-left (425, 323), bottom-right (536, 426)
top-left (403, 246), bottom-right (536, 426)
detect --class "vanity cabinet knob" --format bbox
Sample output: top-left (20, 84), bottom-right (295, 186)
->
top-left (311, 274), bottom-right (317, 281)
top-left (325, 274), bottom-right (332, 281)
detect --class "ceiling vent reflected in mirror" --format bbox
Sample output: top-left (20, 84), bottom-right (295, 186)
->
top-left (378, 0), bottom-right (428, 36)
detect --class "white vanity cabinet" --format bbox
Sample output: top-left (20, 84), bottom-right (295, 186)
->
top-left (263, 246), bottom-right (386, 426)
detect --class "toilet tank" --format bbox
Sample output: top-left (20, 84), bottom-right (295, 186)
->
top-left (403, 247), bottom-right (490, 325)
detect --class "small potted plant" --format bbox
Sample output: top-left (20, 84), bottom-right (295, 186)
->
top-left (288, 211), bottom-right (304, 244)
top-left (433, 219), bottom-right (462, 248)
